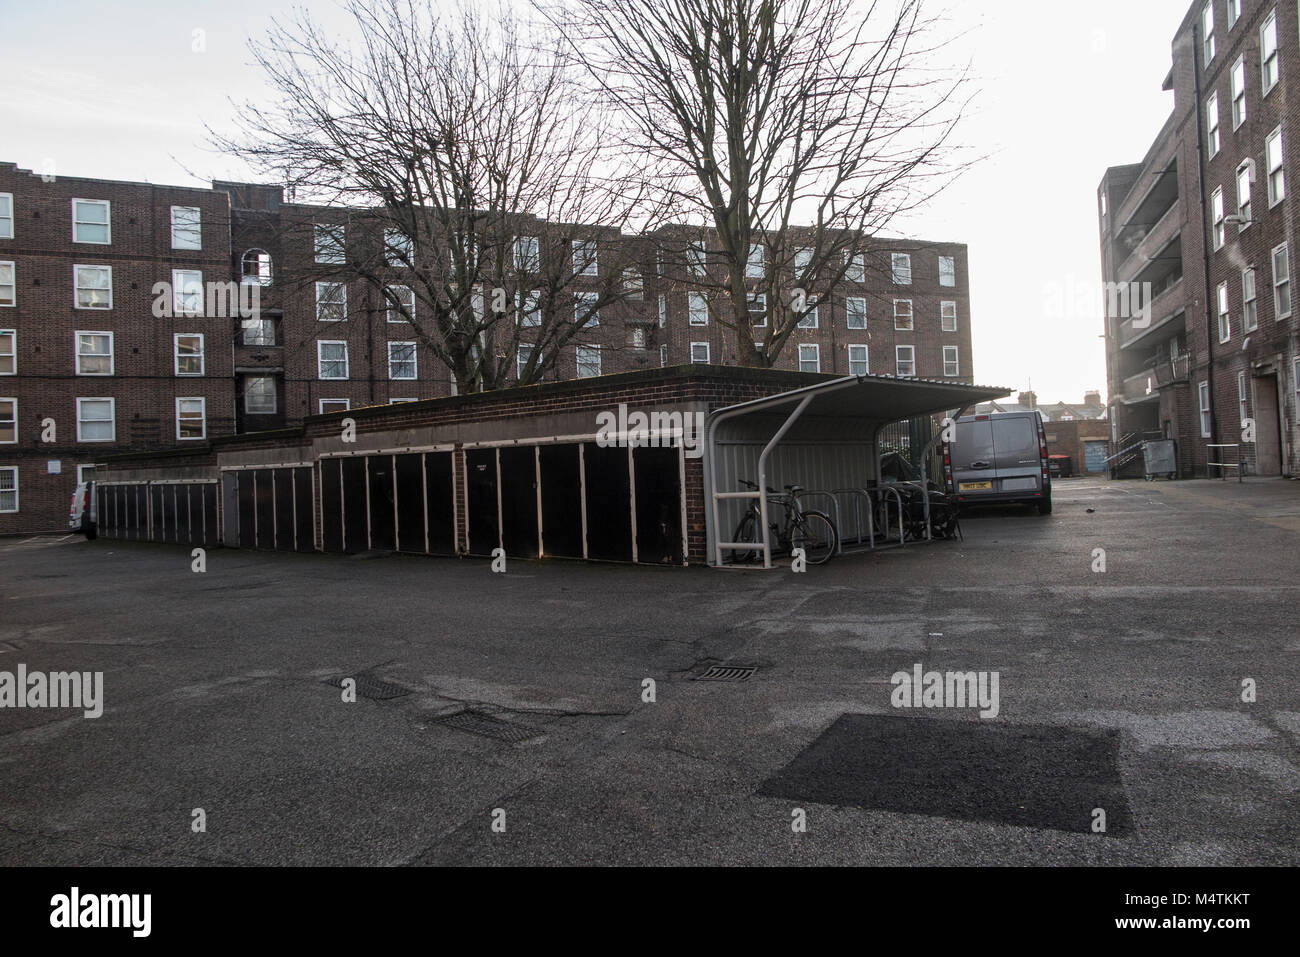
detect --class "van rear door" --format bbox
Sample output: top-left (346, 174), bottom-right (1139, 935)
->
top-left (991, 415), bottom-right (1042, 495)
top-left (951, 418), bottom-right (997, 493)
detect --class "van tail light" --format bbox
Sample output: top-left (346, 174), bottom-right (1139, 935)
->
top-left (943, 444), bottom-right (953, 490)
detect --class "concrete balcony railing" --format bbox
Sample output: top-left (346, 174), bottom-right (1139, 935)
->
top-left (1117, 279), bottom-right (1185, 350)
top-left (1120, 353), bottom-right (1190, 402)
top-left (1116, 198), bottom-right (1181, 285)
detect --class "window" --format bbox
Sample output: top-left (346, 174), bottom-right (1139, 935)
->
top-left (895, 345), bottom-right (916, 377)
top-left (174, 333), bottom-right (203, 376)
top-left (1243, 268), bottom-right (1258, 331)
top-left (0, 193), bottom-right (11, 239)
top-left (1235, 161), bottom-right (1254, 229)
top-left (848, 344), bottom-right (869, 376)
top-left (172, 269), bottom-right (203, 316)
top-left (319, 398), bottom-right (350, 414)
top-left (941, 300), bottom-right (958, 332)
top-left (244, 377), bottom-right (276, 414)
top-left (0, 261), bottom-right (12, 307)
top-left (690, 342), bottom-right (710, 364)
top-left (176, 397), bottom-right (205, 440)
top-left (574, 291), bottom-right (599, 327)
top-left (76, 397), bottom-right (115, 442)
top-left (241, 249), bottom-right (272, 285)
top-left (658, 294), bottom-right (667, 327)
top-left (1238, 371), bottom-right (1249, 428)
top-left (626, 326), bottom-right (646, 350)
top-left (1231, 56), bottom-right (1246, 128)
top-left (1212, 187), bottom-right (1225, 250)
top-left (74, 265), bottom-right (111, 309)
top-left (1203, 2), bottom-right (1216, 63)
top-left (317, 341), bottom-right (349, 380)
top-left (688, 292), bottom-right (708, 326)
top-left (572, 239), bottom-right (598, 276)
top-left (1261, 11), bottom-right (1279, 94)
top-left (748, 293), bottom-right (767, 329)
top-left (389, 398), bottom-right (416, 405)
top-left (688, 243), bottom-right (707, 277)
top-left (623, 268), bottom-right (643, 300)
top-left (576, 345), bottom-right (601, 378)
top-left (1266, 126), bottom-right (1285, 206)
top-left (0, 398), bottom-right (14, 443)
top-left (316, 281), bottom-right (346, 322)
top-left (659, 344), bottom-right (669, 368)
top-left (846, 297), bottom-right (867, 329)
top-left (170, 206), bottom-right (201, 250)
top-left (1273, 242), bottom-right (1291, 318)
top-left (72, 199), bottom-right (110, 244)
top-left (515, 235), bottom-right (539, 272)
top-left (242, 318), bottom-right (275, 346)
top-left (387, 285), bottom-right (414, 323)
top-left (894, 298), bottom-right (913, 331)
top-left (793, 247), bottom-right (812, 275)
top-left (798, 296), bottom-right (819, 328)
top-left (0, 467), bottom-right (15, 512)
top-left (77, 464), bottom-right (96, 485)
top-left (845, 252), bottom-right (866, 283)
top-left (388, 341), bottom-right (417, 379)
top-left (1217, 281), bottom-right (1231, 342)
top-left (891, 253), bottom-right (912, 285)
top-left (75, 332), bottom-right (113, 375)
top-left (1207, 93), bottom-right (1221, 157)
top-left (314, 224), bottom-right (345, 264)
top-left (943, 345), bottom-right (960, 377)
top-left (798, 343), bottom-right (820, 373)
top-left (1227, 0), bottom-right (1241, 27)
top-left (0, 330), bottom-right (12, 375)
top-left (385, 229), bottom-right (412, 266)
top-left (516, 344), bottom-right (532, 380)
top-left (517, 290), bottom-right (541, 327)
top-left (939, 255), bottom-right (956, 287)
top-left (746, 244), bottom-right (764, 280)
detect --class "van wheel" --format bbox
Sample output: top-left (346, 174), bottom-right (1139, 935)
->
top-left (1037, 497), bottom-right (1052, 516)
top-left (83, 522), bottom-right (97, 541)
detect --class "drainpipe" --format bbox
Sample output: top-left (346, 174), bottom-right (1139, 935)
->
top-left (1192, 22), bottom-right (1221, 472)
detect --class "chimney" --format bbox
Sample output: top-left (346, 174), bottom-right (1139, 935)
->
top-left (1084, 390), bottom-right (1101, 406)
top-left (1019, 390), bottom-right (1037, 409)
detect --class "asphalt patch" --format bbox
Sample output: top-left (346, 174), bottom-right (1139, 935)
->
top-left (757, 713), bottom-right (1133, 836)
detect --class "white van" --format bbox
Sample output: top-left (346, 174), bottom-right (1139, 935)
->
top-left (69, 481), bottom-right (97, 539)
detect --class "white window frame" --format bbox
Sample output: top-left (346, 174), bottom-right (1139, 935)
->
top-left (1203, 1), bottom-right (1216, 63)
top-left (75, 331), bottom-right (114, 376)
top-left (1236, 160), bottom-right (1253, 227)
top-left (576, 344), bottom-right (601, 379)
top-left (659, 344), bottom-right (669, 368)
top-left (893, 298), bottom-right (914, 331)
top-left (846, 296), bottom-right (867, 330)
top-left (315, 281), bottom-right (347, 323)
top-left (1261, 10), bottom-right (1279, 95)
top-left (1238, 371), bottom-right (1249, 429)
top-left (1217, 281), bottom-right (1231, 342)
top-left (657, 294), bottom-right (667, 328)
top-left (241, 317), bottom-right (275, 346)
top-left (0, 329), bottom-right (13, 376)
top-left (0, 260), bottom-right (12, 307)
top-left (176, 397), bottom-right (206, 441)
top-left (241, 249), bottom-right (273, 286)
top-left (314, 223), bottom-right (346, 264)
top-left (848, 344), bottom-right (869, 376)
top-left (386, 285), bottom-right (414, 324)
top-left (1266, 126), bottom-right (1285, 207)
top-left (384, 229), bottom-right (412, 267)
top-left (1227, 0), bottom-right (1242, 28)
top-left (939, 255), bottom-right (956, 287)
top-left (1231, 56), bottom-right (1246, 129)
top-left (77, 464), bottom-right (96, 485)
top-left (688, 292), bottom-right (708, 326)
top-left (244, 376), bottom-right (277, 415)
top-left (941, 300), bottom-right (958, 332)
top-left (793, 247), bottom-right (812, 276)
top-left (747, 293), bottom-right (768, 330)
top-left (0, 397), bottom-right (14, 445)
top-left (797, 296), bottom-right (819, 329)
top-left (1243, 267), bottom-right (1258, 331)
top-left (514, 235), bottom-right (540, 273)
top-left (170, 205), bottom-right (201, 250)
top-left (0, 193), bottom-right (12, 240)
top-left (74, 264), bottom-right (112, 310)
top-left (690, 342), bottom-right (710, 364)
top-left (575, 291), bottom-right (600, 327)
top-left (572, 239), bottom-right (598, 277)
top-left (388, 340), bottom-right (417, 380)
top-left (895, 345), bottom-right (916, 377)
top-left (389, 398), bottom-right (417, 405)
top-left (1212, 187), bottom-right (1225, 250)
top-left (76, 397), bottom-right (115, 443)
top-left (174, 333), bottom-right (204, 376)
top-left (0, 466), bottom-right (16, 513)
top-left (1207, 92), bottom-right (1221, 158)
top-left (746, 244), bottom-right (765, 280)
top-left (891, 252), bottom-right (912, 285)
top-left (1273, 242), bottom-right (1291, 319)
top-left (943, 345), bottom-right (960, 377)
top-left (845, 252), bottom-right (866, 283)
top-left (172, 269), bottom-right (203, 316)
top-left (317, 340), bottom-right (350, 380)
top-left (71, 199), bottom-right (110, 245)
top-left (518, 289), bottom-right (542, 327)
top-left (319, 398), bottom-right (351, 414)
top-left (1200, 380), bottom-right (1212, 437)
top-left (798, 343), bottom-right (820, 373)
top-left (516, 344), bottom-right (533, 381)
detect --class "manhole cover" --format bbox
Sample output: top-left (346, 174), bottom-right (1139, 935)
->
top-left (695, 665), bottom-right (757, 682)
top-left (435, 709), bottom-right (541, 742)
top-left (757, 713), bottom-right (1133, 836)
top-left (323, 674), bottom-right (411, 700)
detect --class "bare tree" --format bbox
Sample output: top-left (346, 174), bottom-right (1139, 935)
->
top-left (216, 0), bottom-right (661, 393)
top-left (546, 0), bottom-right (971, 367)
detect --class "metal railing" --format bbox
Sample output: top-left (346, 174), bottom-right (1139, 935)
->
top-left (1207, 444), bottom-right (1244, 482)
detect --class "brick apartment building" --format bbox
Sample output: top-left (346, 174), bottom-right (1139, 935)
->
top-left (0, 163), bottom-right (974, 533)
top-left (1100, 0), bottom-right (1300, 477)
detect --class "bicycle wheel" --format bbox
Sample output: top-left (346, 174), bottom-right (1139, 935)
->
top-left (731, 511), bottom-right (760, 564)
top-left (791, 510), bottom-right (838, 565)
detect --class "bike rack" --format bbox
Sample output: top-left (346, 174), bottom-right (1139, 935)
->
top-left (831, 488), bottom-right (876, 550)
top-left (795, 491), bottom-right (844, 556)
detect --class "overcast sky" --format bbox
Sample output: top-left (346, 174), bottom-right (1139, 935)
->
top-left (0, 0), bottom-right (1193, 403)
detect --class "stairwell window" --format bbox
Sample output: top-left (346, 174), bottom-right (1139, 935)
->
top-left (1243, 268), bottom-right (1258, 331)
top-left (1207, 93), bottom-right (1220, 158)
top-left (1211, 188), bottom-right (1225, 250)
top-left (1217, 281), bottom-right (1231, 342)
top-left (244, 377), bottom-right (277, 414)
top-left (1273, 242), bottom-right (1291, 318)
top-left (1199, 381), bottom-right (1212, 437)
top-left (1261, 10), bottom-right (1279, 95)
top-left (1266, 127), bottom-right (1285, 206)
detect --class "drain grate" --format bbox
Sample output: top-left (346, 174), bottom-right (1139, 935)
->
top-left (694, 665), bottom-right (757, 682)
top-left (434, 709), bottom-right (541, 742)
top-left (324, 674), bottom-right (411, 700)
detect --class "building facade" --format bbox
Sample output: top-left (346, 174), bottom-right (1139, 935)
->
top-left (1100, 0), bottom-right (1300, 478)
top-left (1, 164), bottom-right (974, 533)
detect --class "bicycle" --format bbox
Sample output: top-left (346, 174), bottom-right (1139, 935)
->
top-left (731, 480), bottom-right (839, 565)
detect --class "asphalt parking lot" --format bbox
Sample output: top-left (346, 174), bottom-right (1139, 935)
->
top-left (1, 477), bottom-right (1297, 866)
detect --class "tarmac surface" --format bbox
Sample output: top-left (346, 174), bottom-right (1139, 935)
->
top-left (0, 476), bottom-right (1297, 865)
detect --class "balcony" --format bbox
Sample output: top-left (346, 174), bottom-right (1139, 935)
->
top-left (1119, 353), bottom-right (1190, 404)
top-left (1116, 198), bottom-right (1182, 286)
top-left (1116, 279), bottom-right (1185, 350)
